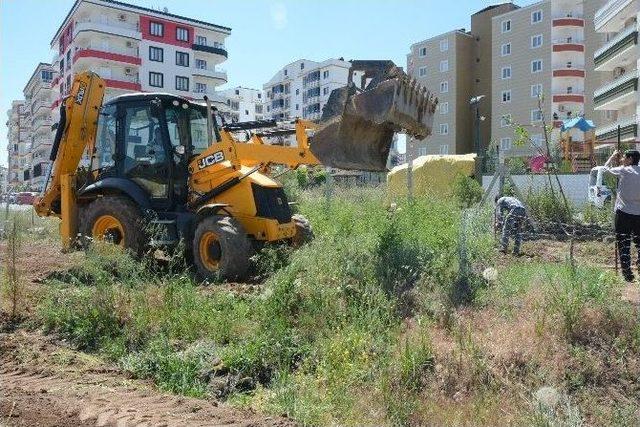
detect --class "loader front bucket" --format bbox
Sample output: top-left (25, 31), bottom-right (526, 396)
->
top-left (310, 65), bottom-right (437, 171)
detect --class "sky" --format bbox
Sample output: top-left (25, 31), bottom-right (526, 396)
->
top-left (0, 0), bottom-right (538, 165)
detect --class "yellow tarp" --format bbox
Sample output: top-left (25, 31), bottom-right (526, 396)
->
top-left (387, 154), bottom-right (477, 201)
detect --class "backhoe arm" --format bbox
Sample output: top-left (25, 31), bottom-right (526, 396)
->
top-left (34, 72), bottom-right (105, 248)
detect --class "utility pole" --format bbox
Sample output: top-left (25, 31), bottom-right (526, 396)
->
top-left (470, 95), bottom-right (486, 185)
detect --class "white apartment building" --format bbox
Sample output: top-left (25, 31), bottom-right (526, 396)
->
top-left (23, 63), bottom-right (56, 191)
top-left (263, 58), bottom-right (351, 121)
top-left (593, 0), bottom-right (639, 146)
top-left (492, 0), bottom-right (608, 158)
top-left (218, 86), bottom-right (265, 122)
top-left (5, 101), bottom-right (29, 189)
top-left (49, 0), bottom-right (230, 110)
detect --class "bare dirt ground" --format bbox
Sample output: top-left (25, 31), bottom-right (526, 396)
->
top-left (0, 239), bottom-right (291, 427)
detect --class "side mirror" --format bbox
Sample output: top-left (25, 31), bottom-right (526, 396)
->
top-left (174, 145), bottom-right (186, 156)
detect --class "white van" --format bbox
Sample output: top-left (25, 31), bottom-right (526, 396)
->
top-left (588, 166), bottom-right (613, 208)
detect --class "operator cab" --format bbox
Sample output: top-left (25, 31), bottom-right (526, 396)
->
top-left (90, 93), bottom-right (216, 210)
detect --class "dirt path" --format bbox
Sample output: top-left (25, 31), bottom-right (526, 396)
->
top-left (0, 331), bottom-right (290, 427)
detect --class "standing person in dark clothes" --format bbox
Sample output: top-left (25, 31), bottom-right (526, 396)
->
top-left (495, 195), bottom-right (527, 256)
top-left (605, 149), bottom-right (640, 282)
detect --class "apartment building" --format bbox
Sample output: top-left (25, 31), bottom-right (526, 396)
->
top-left (492, 0), bottom-right (608, 158)
top-left (49, 0), bottom-right (230, 109)
top-left (218, 86), bottom-right (265, 122)
top-left (263, 58), bottom-right (351, 121)
top-left (593, 0), bottom-right (639, 146)
top-left (23, 63), bottom-right (56, 191)
top-left (407, 3), bottom-right (519, 159)
top-left (5, 101), bottom-right (29, 189)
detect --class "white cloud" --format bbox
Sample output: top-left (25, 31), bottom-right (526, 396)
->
top-left (270, 2), bottom-right (288, 30)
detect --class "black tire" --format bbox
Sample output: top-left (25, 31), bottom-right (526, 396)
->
top-left (192, 216), bottom-right (254, 282)
top-left (79, 195), bottom-right (145, 254)
top-left (291, 214), bottom-right (314, 247)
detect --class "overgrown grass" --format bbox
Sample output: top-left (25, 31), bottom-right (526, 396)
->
top-left (33, 188), bottom-right (639, 425)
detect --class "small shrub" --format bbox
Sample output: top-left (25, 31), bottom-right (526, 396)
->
top-left (2, 219), bottom-right (23, 321)
top-left (453, 175), bottom-right (483, 208)
top-left (525, 187), bottom-right (574, 225)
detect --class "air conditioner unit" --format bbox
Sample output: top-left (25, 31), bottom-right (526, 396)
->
top-left (126, 41), bottom-right (133, 48)
top-left (118, 14), bottom-right (127, 21)
top-left (559, 105), bottom-right (566, 112)
top-left (124, 67), bottom-right (133, 75)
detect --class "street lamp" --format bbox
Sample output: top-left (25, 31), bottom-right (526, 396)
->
top-left (470, 95), bottom-right (486, 184)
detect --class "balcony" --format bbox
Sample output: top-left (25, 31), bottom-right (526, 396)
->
top-left (192, 66), bottom-right (227, 84)
top-left (192, 42), bottom-right (227, 59)
top-left (552, 66), bottom-right (585, 78)
top-left (552, 39), bottom-right (585, 52)
top-left (594, 69), bottom-right (639, 110)
top-left (74, 18), bottom-right (141, 40)
top-left (595, 115), bottom-right (638, 141)
top-left (595, 0), bottom-right (636, 32)
top-left (552, 91), bottom-right (585, 103)
top-left (73, 44), bottom-right (141, 66)
top-left (594, 25), bottom-right (638, 71)
top-left (552, 17), bottom-right (585, 27)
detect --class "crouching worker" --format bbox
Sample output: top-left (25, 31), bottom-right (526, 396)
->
top-left (495, 195), bottom-right (527, 255)
top-left (605, 149), bottom-right (640, 283)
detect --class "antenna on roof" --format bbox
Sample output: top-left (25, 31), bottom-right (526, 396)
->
top-left (163, 7), bottom-right (169, 13)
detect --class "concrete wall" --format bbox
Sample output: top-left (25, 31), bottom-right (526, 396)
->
top-left (483, 173), bottom-right (590, 206)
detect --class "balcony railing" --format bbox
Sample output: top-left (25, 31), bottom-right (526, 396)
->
top-left (75, 17), bottom-right (139, 32)
top-left (594, 68), bottom-right (640, 98)
top-left (595, 115), bottom-right (638, 137)
top-left (595, 0), bottom-right (634, 30)
top-left (595, 25), bottom-right (638, 68)
top-left (74, 44), bottom-right (140, 61)
top-left (192, 42), bottom-right (227, 58)
top-left (192, 66), bottom-right (227, 81)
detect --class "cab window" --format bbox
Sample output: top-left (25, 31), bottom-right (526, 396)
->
top-left (190, 108), bottom-right (209, 155)
top-left (93, 105), bottom-right (117, 172)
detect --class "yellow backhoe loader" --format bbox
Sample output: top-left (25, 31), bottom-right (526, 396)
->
top-left (35, 61), bottom-right (437, 280)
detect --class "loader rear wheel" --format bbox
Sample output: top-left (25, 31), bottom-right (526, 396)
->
top-left (291, 214), bottom-right (314, 247)
top-left (193, 216), bottom-right (254, 282)
top-left (80, 196), bottom-right (144, 254)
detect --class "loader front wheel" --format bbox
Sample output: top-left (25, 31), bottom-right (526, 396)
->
top-left (193, 216), bottom-right (253, 282)
top-left (80, 196), bottom-right (144, 254)
top-left (291, 214), bottom-right (314, 247)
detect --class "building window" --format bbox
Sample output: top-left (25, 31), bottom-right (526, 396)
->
top-left (284, 69), bottom-right (287, 76)
top-left (531, 134), bottom-right (544, 148)
top-left (440, 81), bottom-right (449, 93)
top-left (501, 66), bottom-right (512, 79)
top-left (418, 147), bottom-right (428, 156)
top-left (531, 59), bottom-right (542, 73)
top-left (176, 27), bottom-right (189, 42)
top-left (196, 35), bottom-right (207, 45)
top-left (149, 46), bottom-right (163, 62)
top-left (531, 83), bottom-right (543, 98)
top-left (149, 72), bottom-right (163, 88)
top-left (531, 109), bottom-right (543, 122)
top-left (531, 10), bottom-right (543, 23)
top-left (440, 102), bottom-right (449, 114)
top-left (500, 137), bottom-right (512, 151)
top-left (501, 20), bottom-right (511, 33)
top-left (439, 60), bottom-right (449, 72)
top-left (440, 39), bottom-right (448, 52)
top-left (500, 114), bottom-right (512, 127)
top-left (41, 70), bottom-right (54, 81)
top-left (323, 87), bottom-right (329, 95)
top-left (195, 82), bottom-right (207, 93)
top-left (419, 66), bottom-right (427, 77)
top-left (150, 21), bottom-right (163, 37)
top-left (439, 145), bottom-right (449, 155)
top-left (175, 76), bottom-right (189, 91)
top-left (419, 47), bottom-right (427, 57)
top-left (295, 88), bottom-right (299, 95)
top-left (439, 123), bottom-right (449, 135)
top-left (323, 70), bottom-right (329, 79)
top-left (176, 51), bottom-right (189, 67)
top-left (501, 43), bottom-right (511, 56)
top-left (196, 59), bottom-right (206, 69)
top-left (502, 90), bottom-right (511, 103)
top-left (531, 34), bottom-right (543, 48)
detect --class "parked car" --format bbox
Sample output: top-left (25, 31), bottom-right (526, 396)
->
top-left (588, 166), bottom-right (613, 208)
top-left (16, 192), bottom-right (36, 205)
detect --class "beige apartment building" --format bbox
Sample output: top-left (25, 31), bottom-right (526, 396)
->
top-left (593, 0), bottom-right (639, 146)
top-left (407, 3), bottom-right (518, 159)
top-left (492, 0), bottom-right (608, 158)
top-left (5, 101), bottom-right (28, 189)
top-left (407, 0), bottom-right (608, 163)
